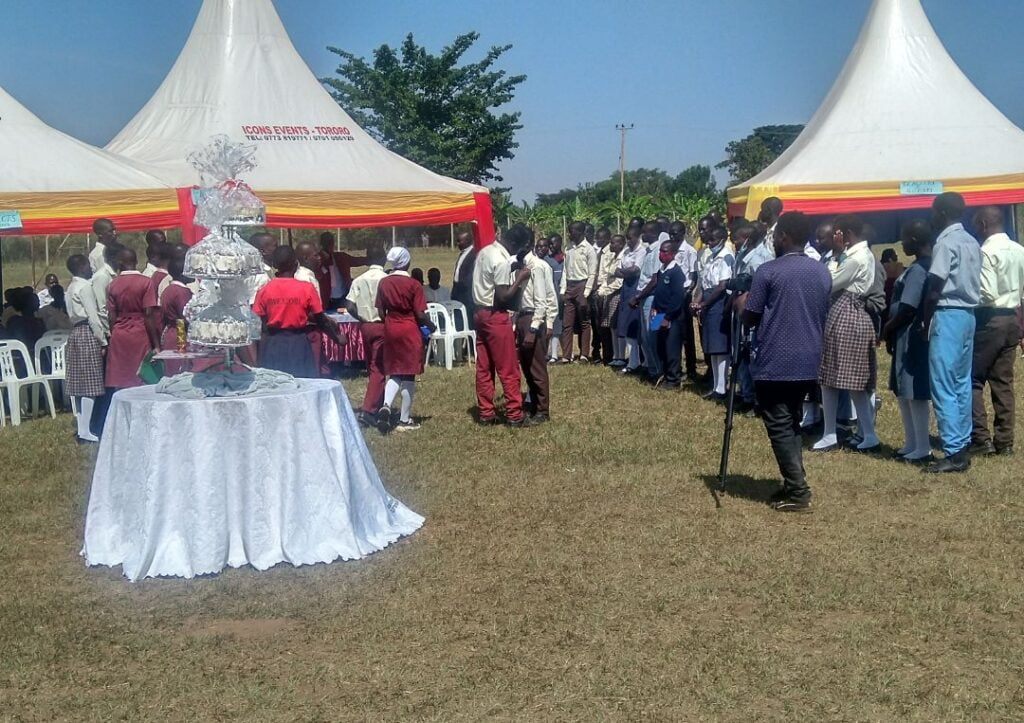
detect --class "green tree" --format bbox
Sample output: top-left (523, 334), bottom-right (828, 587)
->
top-left (716, 125), bottom-right (804, 185)
top-left (673, 165), bottom-right (717, 198)
top-left (323, 32), bottom-right (525, 185)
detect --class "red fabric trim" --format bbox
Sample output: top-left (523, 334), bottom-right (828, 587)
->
top-left (0, 210), bottom-right (182, 236)
top-left (472, 192), bottom-right (496, 248)
top-left (176, 187), bottom-right (205, 245)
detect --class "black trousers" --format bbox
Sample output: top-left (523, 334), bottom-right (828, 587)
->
top-left (682, 291), bottom-right (697, 377)
top-left (755, 380), bottom-right (816, 501)
top-left (656, 317), bottom-right (685, 386)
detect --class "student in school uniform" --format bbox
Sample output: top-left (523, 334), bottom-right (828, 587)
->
top-left (158, 259), bottom-right (194, 375)
top-left (346, 247), bottom-right (389, 427)
top-left (374, 246), bottom-right (436, 433)
top-left (508, 225), bottom-right (558, 422)
top-left (64, 255), bottom-right (104, 442)
top-left (473, 227), bottom-right (532, 425)
top-left (632, 240), bottom-right (689, 389)
top-left (253, 246), bottom-right (345, 378)
top-left (144, 242), bottom-right (173, 301)
top-left (92, 247), bottom-right (162, 435)
top-left (295, 241), bottom-right (327, 376)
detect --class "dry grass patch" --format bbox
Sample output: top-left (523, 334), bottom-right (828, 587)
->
top-left (1, 254), bottom-right (1023, 719)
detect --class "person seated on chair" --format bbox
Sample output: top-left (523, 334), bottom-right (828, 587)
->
top-left (5, 287), bottom-right (45, 374)
top-left (254, 245), bottom-right (345, 379)
top-left (423, 268), bottom-right (451, 303)
top-left (38, 284), bottom-right (72, 331)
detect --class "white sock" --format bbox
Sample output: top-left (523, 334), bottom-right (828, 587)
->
top-left (851, 391), bottom-right (878, 447)
top-left (76, 397), bottom-right (99, 442)
top-left (548, 336), bottom-right (561, 360)
top-left (383, 378), bottom-right (400, 408)
top-left (399, 380), bottom-right (415, 422)
top-left (815, 386), bottom-right (839, 449)
top-left (909, 399), bottom-right (931, 459)
top-left (896, 399), bottom-right (915, 456)
top-left (712, 355), bottom-right (728, 394)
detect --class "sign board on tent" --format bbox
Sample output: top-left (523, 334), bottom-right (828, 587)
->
top-left (0, 211), bottom-right (22, 230)
top-left (899, 181), bottom-right (944, 196)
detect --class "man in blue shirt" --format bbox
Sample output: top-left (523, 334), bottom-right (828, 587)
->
top-left (917, 192), bottom-right (982, 473)
top-left (743, 212), bottom-right (832, 512)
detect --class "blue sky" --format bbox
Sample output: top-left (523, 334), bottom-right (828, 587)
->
top-left (2, 1), bottom-right (1022, 202)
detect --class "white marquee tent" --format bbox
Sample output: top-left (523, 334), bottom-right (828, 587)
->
top-left (728, 0), bottom-right (1024, 220)
top-left (106, 0), bottom-right (495, 244)
top-left (0, 85), bottom-right (179, 236)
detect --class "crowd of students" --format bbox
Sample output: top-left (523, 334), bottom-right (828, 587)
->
top-left (7, 192), bottom-right (1022, 512)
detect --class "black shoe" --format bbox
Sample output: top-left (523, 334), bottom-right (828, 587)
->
top-left (969, 440), bottom-right (995, 456)
top-left (703, 392), bottom-right (727, 403)
top-left (357, 410), bottom-right (376, 428)
top-left (506, 416), bottom-right (535, 428)
top-left (376, 407), bottom-right (393, 435)
top-left (477, 416), bottom-right (500, 426)
top-left (659, 382), bottom-right (680, 391)
top-left (772, 497), bottom-right (812, 513)
top-left (900, 454), bottom-right (935, 465)
top-left (530, 413), bottom-right (550, 424)
top-left (996, 446), bottom-right (1014, 456)
top-left (767, 489), bottom-right (789, 506)
top-left (924, 450), bottom-right (970, 474)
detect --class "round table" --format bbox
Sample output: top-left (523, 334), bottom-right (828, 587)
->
top-left (82, 379), bottom-right (423, 581)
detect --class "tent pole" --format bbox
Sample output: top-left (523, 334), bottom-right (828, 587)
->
top-left (450, 224), bottom-right (455, 249)
top-left (287, 228), bottom-right (293, 247)
top-left (392, 226), bottom-right (397, 245)
top-left (45, 236), bottom-right (50, 267)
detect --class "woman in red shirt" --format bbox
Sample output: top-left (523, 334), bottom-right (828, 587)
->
top-left (253, 246), bottom-right (345, 378)
top-left (375, 246), bottom-right (435, 433)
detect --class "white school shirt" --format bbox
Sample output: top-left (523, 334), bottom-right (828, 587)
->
top-left (473, 242), bottom-right (512, 307)
top-left (828, 240), bottom-right (875, 295)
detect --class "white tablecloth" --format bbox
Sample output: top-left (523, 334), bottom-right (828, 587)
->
top-left (82, 379), bottom-right (423, 581)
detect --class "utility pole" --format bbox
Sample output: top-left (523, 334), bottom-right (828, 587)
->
top-left (615, 123), bottom-right (634, 204)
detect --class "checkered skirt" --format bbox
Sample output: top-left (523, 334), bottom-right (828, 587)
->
top-left (818, 291), bottom-right (876, 391)
top-left (65, 322), bottom-right (105, 397)
top-left (599, 291), bottom-right (620, 328)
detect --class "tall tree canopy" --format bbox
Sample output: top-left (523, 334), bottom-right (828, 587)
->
top-left (716, 125), bottom-right (804, 185)
top-left (323, 32), bottom-right (525, 185)
top-left (536, 165), bottom-right (718, 205)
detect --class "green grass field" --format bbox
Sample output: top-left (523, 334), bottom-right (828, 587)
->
top-left (2, 248), bottom-right (1023, 720)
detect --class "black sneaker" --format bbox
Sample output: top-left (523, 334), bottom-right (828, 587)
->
top-left (772, 497), bottom-right (812, 513)
top-left (477, 416), bottom-right (500, 426)
top-left (376, 406), bottom-right (393, 435)
top-left (530, 413), bottom-right (551, 424)
top-left (996, 446), bottom-right (1014, 456)
top-left (924, 450), bottom-right (970, 474)
top-left (767, 489), bottom-right (789, 506)
top-left (969, 440), bottom-right (995, 456)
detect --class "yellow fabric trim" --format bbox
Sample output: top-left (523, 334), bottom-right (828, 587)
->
top-left (0, 190), bottom-right (179, 220)
top-left (259, 190), bottom-right (477, 216)
top-left (729, 173), bottom-right (1024, 218)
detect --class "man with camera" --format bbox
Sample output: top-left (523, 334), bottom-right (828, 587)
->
top-left (742, 212), bottom-right (832, 512)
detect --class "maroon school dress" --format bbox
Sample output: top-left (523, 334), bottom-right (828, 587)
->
top-left (159, 281), bottom-right (193, 351)
top-left (105, 271), bottom-right (158, 389)
top-left (376, 272), bottom-right (426, 376)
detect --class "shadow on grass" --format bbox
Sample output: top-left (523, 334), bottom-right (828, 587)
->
top-left (700, 473), bottom-right (780, 505)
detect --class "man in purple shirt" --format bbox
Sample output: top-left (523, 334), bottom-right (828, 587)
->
top-left (743, 212), bottom-right (832, 512)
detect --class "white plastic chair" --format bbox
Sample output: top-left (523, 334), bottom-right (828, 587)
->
top-left (441, 301), bottom-right (477, 363)
top-left (34, 331), bottom-right (70, 409)
top-left (424, 303), bottom-right (455, 370)
top-left (34, 330), bottom-right (69, 378)
top-left (0, 339), bottom-right (57, 426)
